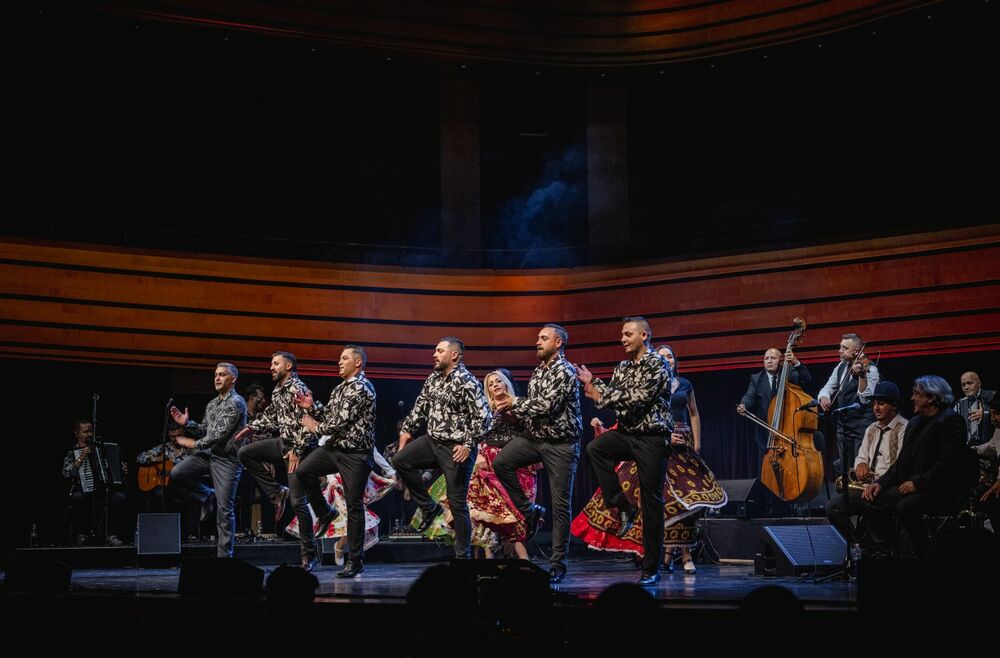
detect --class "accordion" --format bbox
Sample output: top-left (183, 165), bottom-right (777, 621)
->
top-left (74, 443), bottom-right (123, 493)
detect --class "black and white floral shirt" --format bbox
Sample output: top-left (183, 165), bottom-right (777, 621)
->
top-left (250, 374), bottom-right (321, 457)
top-left (401, 364), bottom-right (492, 450)
top-left (312, 372), bottom-right (376, 452)
top-left (482, 413), bottom-right (529, 448)
top-left (593, 349), bottom-right (673, 435)
top-left (184, 389), bottom-right (247, 457)
top-left (511, 353), bottom-right (582, 443)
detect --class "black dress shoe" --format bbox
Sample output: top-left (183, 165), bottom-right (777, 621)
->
top-left (525, 504), bottom-right (546, 541)
top-left (336, 561), bottom-right (365, 578)
top-left (549, 566), bottom-right (567, 584)
top-left (415, 504), bottom-right (444, 534)
top-left (301, 556), bottom-right (320, 572)
top-left (314, 507), bottom-right (339, 538)
top-left (617, 505), bottom-right (640, 538)
top-left (273, 486), bottom-right (289, 522)
top-left (638, 571), bottom-right (661, 586)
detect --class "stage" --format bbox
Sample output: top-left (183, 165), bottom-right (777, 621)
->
top-left (3, 538), bottom-right (855, 608)
top-left (4, 537), bottom-right (994, 657)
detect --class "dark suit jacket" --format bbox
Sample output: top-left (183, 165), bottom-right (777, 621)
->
top-left (740, 364), bottom-right (813, 422)
top-left (954, 389), bottom-right (996, 445)
top-left (877, 407), bottom-right (971, 499)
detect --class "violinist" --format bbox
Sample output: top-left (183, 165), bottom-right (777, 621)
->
top-left (818, 334), bottom-right (880, 472)
top-left (825, 381), bottom-right (907, 546)
top-left (737, 347), bottom-right (812, 470)
top-left (62, 419), bottom-right (128, 546)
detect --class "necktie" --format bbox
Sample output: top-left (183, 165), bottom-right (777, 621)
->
top-left (871, 425), bottom-right (892, 472)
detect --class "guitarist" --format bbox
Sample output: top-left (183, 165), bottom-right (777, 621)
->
top-left (135, 421), bottom-right (198, 538)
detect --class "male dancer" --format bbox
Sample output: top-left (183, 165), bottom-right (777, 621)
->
top-left (578, 317), bottom-right (673, 586)
top-left (493, 323), bottom-right (582, 584)
top-left (291, 345), bottom-right (376, 575)
top-left (392, 337), bottom-right (491, 559)
top-left (235, 351), bottom-right (321, 526)
top-left (169, 362), bottom-right (247, 557)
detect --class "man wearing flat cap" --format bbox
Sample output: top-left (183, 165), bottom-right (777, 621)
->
top-left (826, 380), bottom-right (907, 547)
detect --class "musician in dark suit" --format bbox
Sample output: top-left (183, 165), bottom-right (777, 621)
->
top-left (860, 375), bottom-right (973, 557)
top-left (62, 419), bottom-right (128, 546)
top-left (737, 347), bottom-right (813, 470)
top-left (954, 371), bottom-right (996, 447)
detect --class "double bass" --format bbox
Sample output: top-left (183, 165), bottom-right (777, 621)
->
top-left (741, 318), bottom-right (824, 502)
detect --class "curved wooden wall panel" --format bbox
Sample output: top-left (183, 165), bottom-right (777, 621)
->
top-left (71, 0), bottom-right (938, 65)
top-left (2, 225), bottom-right (998, 380)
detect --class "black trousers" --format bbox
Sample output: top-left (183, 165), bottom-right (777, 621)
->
top-left (69, 488), bottom-right (127, 542)
top-left (493, 436), bottom-right (579, 571)
top-left (826, 488), bottom-right (864, 544)
top-left (860, 485), bottom-right (956, 557)
top-left (238, 438), bottom-right (288, 503)
top-left (392, 436), bottom-right (475, 558)
top-left (289, 446), bottom-right (373, 562)
top-left (586, 430), bottom-right (670, 574)
top-left (973, 483), bottom-right (1000, 533)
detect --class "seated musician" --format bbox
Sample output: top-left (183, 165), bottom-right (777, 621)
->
top-left (62, 419), bottom-right (128, 546)
top-left (826, 381), bottom-right (907, 546)
top-left (135, 421), bottom-right (199, 538)
top-left (860, 376), bottom-right (972, 558)
top-left (972, 396), bottom-right (1000, 532)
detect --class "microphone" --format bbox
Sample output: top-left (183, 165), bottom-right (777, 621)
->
top-left (829, 402), bottom-right (862, 414)
top-left (797, 400), bottom-right (820, 411)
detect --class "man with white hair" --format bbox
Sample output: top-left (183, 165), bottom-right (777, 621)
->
top-left (860, 375), bottom-right (970, 557)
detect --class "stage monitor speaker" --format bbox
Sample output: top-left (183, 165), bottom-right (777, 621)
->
top-left (3, 556), bottom-right (72, 593)
top-left (760, 525), bottom-right (846, 576)
top-left (137, 513), bottom-right (181, 555)
top-left (447, 559), bottom-right (551, 622)
top-left (178, 557), bottom-right (264, 598)
top-left (446, 558), bottom-right (548, 583)
top-left (708, 479), bottom-right (792, 518)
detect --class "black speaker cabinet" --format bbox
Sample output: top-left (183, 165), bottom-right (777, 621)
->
top-left (178, 557), bottom-right (264, 598)
top-left (3, 556), bottom-right (72, 593)
top-left (759, 524), bottom-right (846, 576)
top-left (707, 479), bottom-right (792, 518)
top-left (137, 513), bottom-right (181, 555)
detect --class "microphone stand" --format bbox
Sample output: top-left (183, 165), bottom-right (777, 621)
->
top-left (815, 406), bottom-right (855, 583)
top-left (160, 399), bottom-right (174, 513)
top-left (92, 393), bottom-right (111, 545)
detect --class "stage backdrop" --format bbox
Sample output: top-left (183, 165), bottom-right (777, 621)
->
top-left (2, 226), bottom-right (998, 555)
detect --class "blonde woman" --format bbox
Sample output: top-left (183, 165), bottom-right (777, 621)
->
top-left (467, 369), bottom-right (540, 558)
